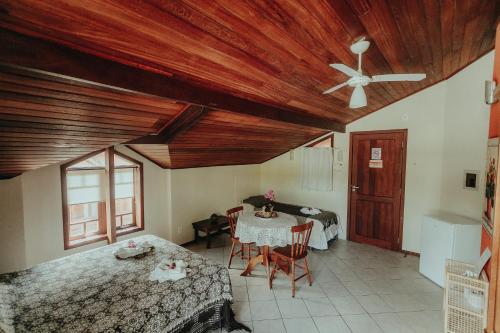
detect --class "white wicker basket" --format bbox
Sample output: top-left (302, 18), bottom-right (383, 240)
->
top-left (444, 259), bottom-right (489, 333)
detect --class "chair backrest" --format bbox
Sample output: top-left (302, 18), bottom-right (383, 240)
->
top-left (226, 206), bottom-right (243, 237)
top-left (290, 221), bottom-right (314, 258)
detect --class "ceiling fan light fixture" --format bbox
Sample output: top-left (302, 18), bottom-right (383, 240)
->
top-left (349, 85), bottom-right (367, 108)
top-left (323, 39), bottom-right (426, 109)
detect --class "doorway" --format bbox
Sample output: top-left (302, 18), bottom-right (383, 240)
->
top-left (348, 129), bottom-right (407, 250)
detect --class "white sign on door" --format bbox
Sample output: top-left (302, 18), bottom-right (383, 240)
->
top-left (371, 147), bottom-right (382, 160)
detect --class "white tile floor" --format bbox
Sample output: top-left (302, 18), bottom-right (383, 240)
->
top-left (185, 235), bottom-right (444, 333)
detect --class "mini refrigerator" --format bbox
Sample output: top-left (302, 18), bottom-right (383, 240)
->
top-left (419, 212), bottom-right (482, 287)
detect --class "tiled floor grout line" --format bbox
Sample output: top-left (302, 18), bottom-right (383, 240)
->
top-left (192, 235), bottom-right (440, 333)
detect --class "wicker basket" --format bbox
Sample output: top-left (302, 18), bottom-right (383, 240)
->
top-left (444, 259), bottom-right (489, 333)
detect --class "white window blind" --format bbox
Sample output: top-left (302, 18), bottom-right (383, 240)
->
top-left (114, 168), bottom-right (134, 199)
top-left (300, 147), bottom-right (333, 191)
top-left (67, 169), bottom-right (105, 204)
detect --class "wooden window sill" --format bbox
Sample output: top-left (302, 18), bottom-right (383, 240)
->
top-left (66, 234), bottom-right (107, 250)
top-left (117, 226), bottom-right (143, 237)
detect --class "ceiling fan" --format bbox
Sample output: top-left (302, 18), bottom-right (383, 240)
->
top-left (323, 37), bottom-right (426, 108)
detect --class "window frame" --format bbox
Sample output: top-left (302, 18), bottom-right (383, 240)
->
top-left (113, 150), bottom-right (145, 237)
top-left (67, 200), bottom-right (105, 241)
top-left (61, 149), bottom-right (144, 250)
top-left (307, 134), bottom-right (334, 148)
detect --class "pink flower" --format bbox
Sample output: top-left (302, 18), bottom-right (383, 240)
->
top-left (264, 189), bottom-right (275, 201)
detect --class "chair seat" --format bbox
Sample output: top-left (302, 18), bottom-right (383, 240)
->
top-left (273, 245), bottom-right (307, 260)
top-left (231, 236), bottom-right (256, 246)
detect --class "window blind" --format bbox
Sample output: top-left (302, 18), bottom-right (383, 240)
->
top-left (114, 168), bottom-right (134, 199)
top-left (300, 147), bottom-right (334, 191)
top-left (67, 169), bottom-right (105, 204)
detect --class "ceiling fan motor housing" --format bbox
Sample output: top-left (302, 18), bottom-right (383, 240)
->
top-left (348, 76), bottom-right (371, 87)
top-left (350, 38), bottom-right (370, 55)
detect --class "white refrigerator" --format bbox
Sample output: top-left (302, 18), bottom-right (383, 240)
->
top-left (419, 212), bottom-right (482, 287)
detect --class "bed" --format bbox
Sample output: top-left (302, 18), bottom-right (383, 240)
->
top-left (243, 196), bottom-right (339, 250)
top-left (0, 235), bottom-right (247, 333)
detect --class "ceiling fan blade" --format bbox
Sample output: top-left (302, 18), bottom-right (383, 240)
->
top-left (329, 64), bottom-right (360, 77)
top-left (372, 73), bottom-right (426, 82)
top-left (349, 85), bottom-right (367, 109)
top-left (322, 82), bottom-right (348, 94)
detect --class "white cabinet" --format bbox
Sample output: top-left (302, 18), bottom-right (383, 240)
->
top-left (419, 212), bottom-right (482, 287)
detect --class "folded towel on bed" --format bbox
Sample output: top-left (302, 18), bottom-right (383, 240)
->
top-left (149, 260), bottom-right (187, 283)
top-left (300, 207), bottom-right (322, 215)
top-left (113, 240), bottom-right (153, 259)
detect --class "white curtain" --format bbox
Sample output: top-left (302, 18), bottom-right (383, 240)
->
top-left (301, 147), bottom-right (333, 191)
top-left (67, 169), bottom-right (105, 204)
top-left (114, 168), bottom-right (134, 199)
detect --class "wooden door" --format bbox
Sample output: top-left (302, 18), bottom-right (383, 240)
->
top-left (348, 130), bottom-right (407, 250)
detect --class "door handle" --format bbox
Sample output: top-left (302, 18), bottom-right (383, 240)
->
top-left (351, 185), bottom-right (360, 192)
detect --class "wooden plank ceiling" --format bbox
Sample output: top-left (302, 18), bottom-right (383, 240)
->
top-left (0, 0), bottom-right (497, 177)
top-left (0, 64), bottom-right (187, 178)
top-left (129, 110), bottom-right (327, 169)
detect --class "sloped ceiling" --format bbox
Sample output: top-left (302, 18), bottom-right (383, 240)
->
top-left (129, 109), bottom-right (327, 169)
top-left (0, 0), bottom-right (498, 177)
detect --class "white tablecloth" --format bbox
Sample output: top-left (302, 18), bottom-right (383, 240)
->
top-left (235, 212), bottom-right (297, 247)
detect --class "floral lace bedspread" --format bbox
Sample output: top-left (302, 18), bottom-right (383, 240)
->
top-left (0, 235), bottom-right (233, 333)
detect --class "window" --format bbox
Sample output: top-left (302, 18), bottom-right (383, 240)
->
top-left (114, 155), bottom-right (139, 230)
top-left (301, 134), bottom-right (334, 192)
top-left (61, 149), bottom-right (144, 249)
top-left (307, 134), bottom-right (334, 148)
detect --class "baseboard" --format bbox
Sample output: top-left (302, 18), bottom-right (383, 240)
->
top-left (180, 229), bottom-right (230, 247)
top-left (180, 240), bottom-right (197, 247)
top-left (401, 250), bottom-right (420, 257)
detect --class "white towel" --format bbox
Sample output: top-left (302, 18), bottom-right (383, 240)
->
top-left (300, 207), bottom-right (321, 215)
top-left (113, 241), bottom-right (153, 259)
top-left (149, 260), bottom-right (187, 283)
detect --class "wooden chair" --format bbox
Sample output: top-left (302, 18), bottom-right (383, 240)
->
top-left (269, 221), bottom-right (314, 297)
top-left (226, 206), bottom-right (259, 269)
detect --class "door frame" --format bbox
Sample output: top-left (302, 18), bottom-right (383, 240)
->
top-left (347, 129), bottom-right (408, 251)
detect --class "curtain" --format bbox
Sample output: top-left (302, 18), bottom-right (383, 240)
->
top-left (114, 168), bottom-right (134, 199)
top-left (67, 169), bottom-right (106, 204)
top-left (300, 147), bottom-right (333, 191)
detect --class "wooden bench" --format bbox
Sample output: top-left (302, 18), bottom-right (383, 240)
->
top-left (192, 215), bottom-right (230, 248)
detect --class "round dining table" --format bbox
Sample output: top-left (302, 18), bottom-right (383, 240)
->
top-left (235, 211), bottom-right (297, 277)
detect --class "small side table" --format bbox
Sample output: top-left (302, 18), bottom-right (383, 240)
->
top-left (192, 215), bottom-right (230, 248)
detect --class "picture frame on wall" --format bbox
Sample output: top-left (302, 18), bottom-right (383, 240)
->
top-left (463, 170), bottom-right (480, 190)
top-left (483, 137), bottom-right (499, 227)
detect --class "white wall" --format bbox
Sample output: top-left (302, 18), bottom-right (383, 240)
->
top-left (0, 52), bottom-right (493, 272)
top-left (0, 146), bottom-right (170, 272)
top-left (261, 51), bottom-right (494, 253)
top-left (0, 145), bottom-right (260, 272)
top-left (262, 82), bottom-right (447, 250)
top-left (439, 55), bottom-right (492, 218)
top-left (169, 164), bottom-right (261, 244)
top-left (345, 83), bottom-right (448, 252)
top-left (0, 177), bottom-right (25, 273)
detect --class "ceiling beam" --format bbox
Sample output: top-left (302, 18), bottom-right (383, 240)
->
top-left (0, 29), bottom-right (345, 132)
top-left (127, 105), bottom-right (205, 144)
